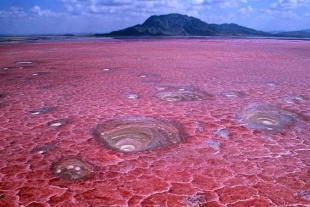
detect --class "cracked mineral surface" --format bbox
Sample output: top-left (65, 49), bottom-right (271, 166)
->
top-left (0, 38), bottom-right (309, 206)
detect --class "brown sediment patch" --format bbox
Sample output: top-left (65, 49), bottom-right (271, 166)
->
top-left (154, 90), bottom-right (209, 102)
top-left (235, 104), bottom-right (300, 133)
top-left (92, 116), bottom-right (187, 153)
top-left (50, 157), bottom-right (95, 182)
top-left (220, 90), bottom-right (245, 98)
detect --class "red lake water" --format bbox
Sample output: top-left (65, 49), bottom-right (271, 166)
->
top-left (0, 38), bottom-right (310, 207)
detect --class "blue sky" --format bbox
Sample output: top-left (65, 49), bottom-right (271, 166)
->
top-left (0, 0), bottom-right (309, 35)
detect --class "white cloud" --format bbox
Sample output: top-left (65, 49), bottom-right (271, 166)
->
top-left (192, 0), bottom-right (247, 8)
top-left (218, 0), bottom-right (247, 8)
top-left (270, 0), bottom-right (310, 10)
top-left (0, 7), bottom-right (27, 18)
top-left (200, 13), bottom-right (238, 23)
top-left (238, 5), bottom-right (253, 14)
top-left (59, 0), bottom-right (78, 2)
top-left (261, 0), bottom-right (310, 21)
top-left (30, 6), bottom-right (60, 17)
top-left (53, 0), bottom-right (247, 27)
top-left (192, 0), bottom-right (204, 4)
top-left (59, 0), bottom-right (248, 19)
top-left (264, 8), bottom-right (299, 19)
top-left (63, 0), bottom-right (196, 17)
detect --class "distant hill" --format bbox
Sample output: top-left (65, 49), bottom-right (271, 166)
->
top-left (101, 13), bottom-right (269, 37)
top-left (276, 29), bottom-right (310, 38)
top-left (268, 30), bottom-right (285, 34)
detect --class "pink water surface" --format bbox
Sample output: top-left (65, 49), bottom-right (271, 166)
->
top-left (0, 38), bottom-right (310, 207)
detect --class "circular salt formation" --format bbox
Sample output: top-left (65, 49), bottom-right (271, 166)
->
top-left (31, 72), bottom-right (49, 76)
top-left (47, 119), bottom-right (69, 127)
top-left (154, 91), bottom-right (209, 102)
top-left (264, 81), bottom-right (277, 87)
top-left (124, 93), bottom-right (139, 99)
top-left (235, 104), bottom-right (300, 133)
top-left (279, 95), bottom-right (308, 105)
top-left (36, 85), bottom-right (51, 90)
top-left (31, 143), bottom-right (53, 154)
top-left (278, 97), bottom-right (297, 104)
top-left (51, 157), bottom-right (94, 182)
top-left (138, 73), bottom-right (161, 83)
top-left (220, 90), bottom-right (245, 98)
top-left (154, 85), bottom-right (196, 92)
top-left (154, 86), bottom-right (170, 91)
top-left (92, 116), bottom-right (187, 152)
top-left (212, 128), bottom-right (230, 138)
top-left (291, 95), bottom-right (307, 101)
top-left (101, 68), bottom-right (116, 72)
top-left (29, 107), bottom-right (54, 115)
top-left (15, 61), bottom-right (34, 64)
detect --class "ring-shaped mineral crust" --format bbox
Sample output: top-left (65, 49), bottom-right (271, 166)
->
top-left (235, 104), bottom-right (300, 133)
top-left (263, 81), bottom-right (277, 87)
top-left (29, 107), bottom-right (55, 115)
top-left (50, 157), bottom-right (94, 182)
top-left (47, 119), bottom-right (70, 127)
top-left (92, 116), bottom-right (187, 153)
top-left (220, 90), bottom-right (245, 98)
top-left (15, 60), bottom-right (36, 64)
top-left (31, 72), bottom-right (50, 76)
top-left (101, 67), bottom-right (117, 72)
top-left (154, 91), bottom-right (209, 102)
top-left (154, 85), bottom-right (196, 92)
top-left (138, 73), bottom-right (162, 83)
top-left (31, 143), bottom-right (53, 154)
top-left (124, 93), bottom-right (139, 99)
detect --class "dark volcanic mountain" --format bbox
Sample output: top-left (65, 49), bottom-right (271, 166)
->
top-left (105, 13), bottom-right (269, 37)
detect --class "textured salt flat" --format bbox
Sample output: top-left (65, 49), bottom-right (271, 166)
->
top-left (0, 38), bottom-right (310, 207)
